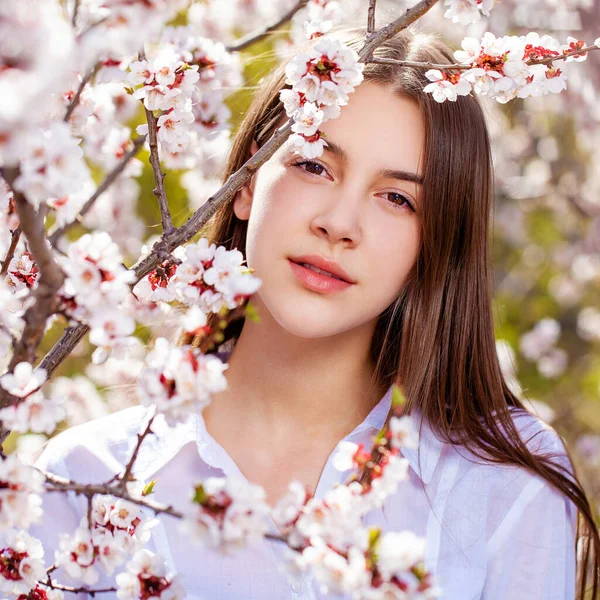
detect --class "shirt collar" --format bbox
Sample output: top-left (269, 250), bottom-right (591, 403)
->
top-left (134, 385), bottom-right (444, 486)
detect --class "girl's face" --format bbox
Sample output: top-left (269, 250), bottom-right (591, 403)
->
top-left (234, 82), bottom-right (425, 339)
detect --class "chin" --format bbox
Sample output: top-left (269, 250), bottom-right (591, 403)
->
top-left (258, 290), bottom-right (373, 340)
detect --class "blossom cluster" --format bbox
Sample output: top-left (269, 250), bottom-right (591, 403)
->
top-left (0, 0), bottom-right (74, 166)
top-left (0, 454), bottom-right (44, 530)
top-left (11, 122), bottom-right (92, 211)
top-left (115, 549), bottom-right (184, 600)
top-left (158, 27), bottom-right (242, 170)
top-left (137, 338), bottom-right (229, 425)
top-left (55, 495), bottom-right (155, 585)
top-left (182, 478), bottom-right (270, 552)
top-left (424, 32), bottom-right (599, 104)
top-left (0, 529), bottom-right (46, 596)
top-left (74, 0), bottom-right (190, 70)
top-left (443, 0), bottom-right (496, 26)
top-left (135, 238), bottom-right (262, 316)
top-left (58, 231), bottom-right (137, 364)
top-left (280, 36), bottom-right (364, 158)
top-left (0, 363), bottom-right (66, 435)
top-left (0, 280), bottom-right (26, 360)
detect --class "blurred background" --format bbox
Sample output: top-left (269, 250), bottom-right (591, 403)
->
top-left (12, 0), bottom-right (600, 516)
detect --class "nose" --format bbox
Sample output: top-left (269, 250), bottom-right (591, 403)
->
top-left (309, 186), bottom-right (362, 247)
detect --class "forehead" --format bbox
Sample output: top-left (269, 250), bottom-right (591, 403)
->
top-left (318, 82), bottom-right (425, 174)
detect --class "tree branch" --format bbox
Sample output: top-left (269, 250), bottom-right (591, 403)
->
top-left (0, 227), bottom-right (21, 277)
top-left (44, 471), bottom-right (184, 519)
top-left (138, 50), bottom-right (173, 235)
top-left (64, 62), bottom-right (102, 123)
top-left (0, 170), bottom-right (65, 372)
top-left (48, 135), bottom-right (147, 246)
top-left (367, 0), bottom-right (377, 35)
top-left (225, 0), bottom-right (309, 52)
top-left (117, 415), bottom-right (155, 492)
top-left (359, 0), bottom-right (440, 61)
top-left (367, 42), bottom-right (600, 71)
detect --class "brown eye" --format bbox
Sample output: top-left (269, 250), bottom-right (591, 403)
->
top-left (382, 192), bottom-right (416, 212)
top-left (293, 160), bottom-right (329, 178)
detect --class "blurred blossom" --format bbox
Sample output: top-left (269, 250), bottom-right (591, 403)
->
top-left (548, 274), bottom-right (583, 307)
top-left (537, 347), bottom-right (568, 379)
top-left (571, 253), bottom-right (600, 284)
top-left (576, 434), bottom-right (600, 469)
top-left (523, 399), bottom-right (556, 424)
top-left (577, 307), bottom-right (600, 342)
top-left (15, 434), bottom-right (47, 466)
top-left (520, 318), bottom-right (561, 361)
top-left (50, 376), bottom-right (107, 426)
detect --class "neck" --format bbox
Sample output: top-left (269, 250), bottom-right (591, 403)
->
top-left (205, 295), bottom-right (387, 443)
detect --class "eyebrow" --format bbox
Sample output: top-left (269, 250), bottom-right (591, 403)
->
top-left (323, 137), bottom-right (424, 186)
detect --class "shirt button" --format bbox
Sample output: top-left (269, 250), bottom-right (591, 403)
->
top-left (291, 579), bottom-right (304, 594)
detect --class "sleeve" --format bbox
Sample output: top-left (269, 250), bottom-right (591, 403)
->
top-left (482, 424), bottom-right (578, 600)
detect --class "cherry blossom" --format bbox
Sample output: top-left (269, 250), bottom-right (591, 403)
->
top-left (182, 477), bottom-right (270, 552)
top-left (0, 391), bottom-right (66, 435)
top-left (115, 549), bottom-right (185, 600)
top-left (0, 454), bottom-right (44, 530)
top-left (0, 529), bottom-right (46, 595)
top-left (444, 0), bottom-right (496, 25)
top-left (137, 338), bottom-right (229, 425)
top-left (11, 122), bottom-right (91, 210)
top-left (0, 362), bottom-right (46, 398)
top-left (5, 251), bottom-right (39, 293)
top-left (50, 376), bottom-right (107, 426)
top-left (56, 495), bottom-right (155, 584)
top-left (0, 0), bottom-right (74, 164)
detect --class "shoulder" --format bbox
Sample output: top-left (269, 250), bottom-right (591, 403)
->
top-left (36, 405), bottom-right (154, 482)
top-left (445, 406), bottom-right (577, 528)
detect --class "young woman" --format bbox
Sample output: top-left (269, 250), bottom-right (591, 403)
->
top-left (30, 27), bottom-right (599, 600)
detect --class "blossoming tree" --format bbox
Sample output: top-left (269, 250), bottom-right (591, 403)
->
top-left (0, 0), bottom-right (599, 598)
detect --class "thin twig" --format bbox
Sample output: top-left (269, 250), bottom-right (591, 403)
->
top-left (64, 62), bottom-right (102, 123)
top-left (359, 0), bottom-right (440, 61)
top-left (118, 415), bottom-right (155, 492)
top-left (86, 494), bottom-right (93, 530)
top-left (0, 227), bottom-right (21, 276)
top-left (367, 0), bottom-right (377, 35)
top-left (138, 50), bottom-right (173, 235)
top-left (225, 0), bottom-right (309, 52)
top-left (35, 0), bottom-right (443, 385)
top-left (44, 581), bottom-right (117, 596)
top-left (72, 0), bottom-right (80, 27)
top-left (44, 471), bottom-right (184, 519)
top-left (48, 135), bottom-right (147, 246)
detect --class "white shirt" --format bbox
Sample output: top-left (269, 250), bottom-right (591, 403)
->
top-left (30, 384), bottom-right (577, 600)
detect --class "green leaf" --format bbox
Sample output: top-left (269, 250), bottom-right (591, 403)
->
top-left (142, 480), bottom-right (156, 496)
top-left (192, 484), bottom-right (207, 505)
top-left (245, 300), bottom-right (260, 323)
top-left (391, 384), bottom-right (406, 408)
top-left (368, 527), bottom-right (381, 549)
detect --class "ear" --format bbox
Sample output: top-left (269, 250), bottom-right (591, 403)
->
top-left (233, 139), bottom-right (260, 221)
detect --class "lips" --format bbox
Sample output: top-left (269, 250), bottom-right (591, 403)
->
top-left (288, 254), bottom-right (355, 284)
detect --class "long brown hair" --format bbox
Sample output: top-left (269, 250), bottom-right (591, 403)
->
top-left (189, 27), bottom-right (600, 598)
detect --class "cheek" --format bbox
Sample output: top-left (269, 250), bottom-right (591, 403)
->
top-left (244, 170), bottom-right (313, 266)
top-left (368, 218), bottom-right (421, 292)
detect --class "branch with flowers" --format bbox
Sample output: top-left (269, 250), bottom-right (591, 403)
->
top-left (0, 0), bottom-right (599, 598)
